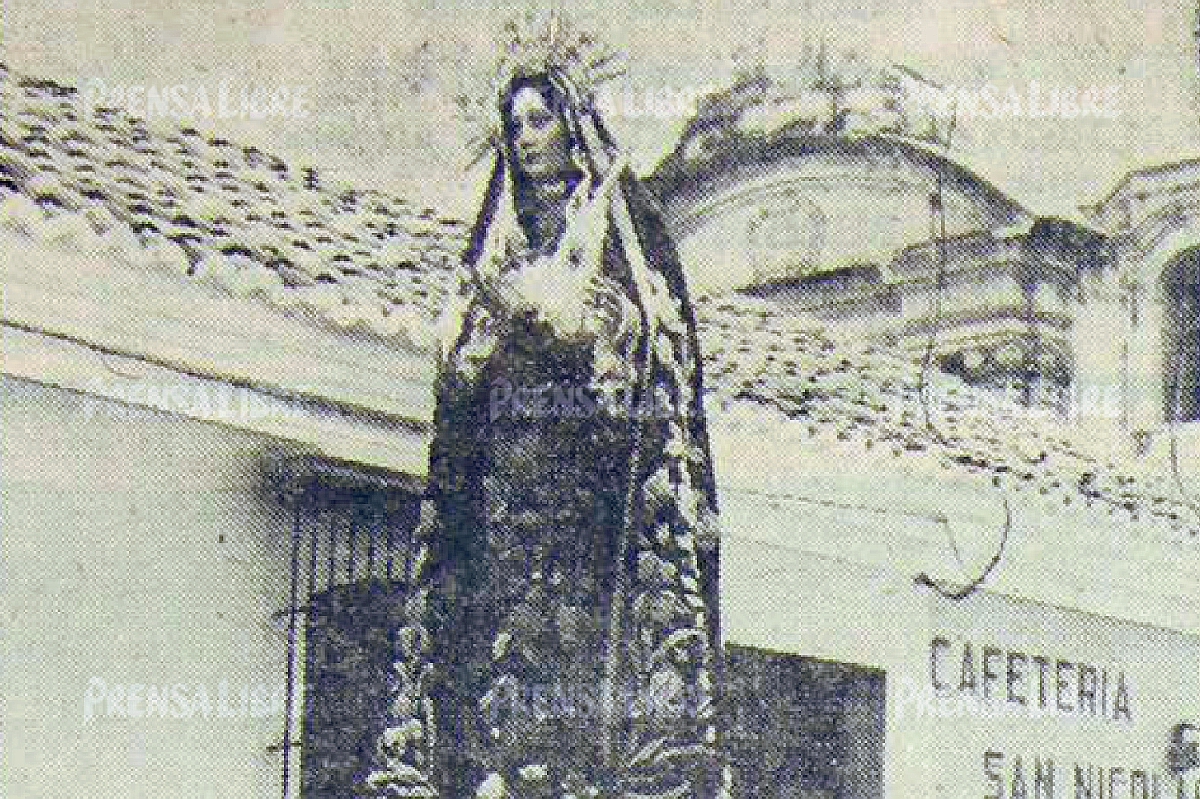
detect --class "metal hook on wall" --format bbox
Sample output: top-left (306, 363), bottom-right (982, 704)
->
top-left (914, 494), bottom-right (1011, 601)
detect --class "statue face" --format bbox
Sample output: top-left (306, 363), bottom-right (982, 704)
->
top-left (508, 86), bottom-right (573, 181)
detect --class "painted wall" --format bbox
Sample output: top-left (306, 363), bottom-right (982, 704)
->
top-left (714, 412), bottom-right (1200, 798)
top-left (720, 495), bottom-right (1200, 799)
top-left (1, 376), bottom-right (294, 799)
top-left (929, 591), bottom-right (1200, 799)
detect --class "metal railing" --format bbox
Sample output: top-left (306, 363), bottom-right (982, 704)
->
top-left (264, 451), bottom-right (423, 799)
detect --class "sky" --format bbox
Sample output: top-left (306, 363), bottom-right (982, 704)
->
top-left (3, 0), bottom-right (1200, 220)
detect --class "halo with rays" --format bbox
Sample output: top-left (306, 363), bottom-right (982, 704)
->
top-left (455, 11), bottom-right (626, 168)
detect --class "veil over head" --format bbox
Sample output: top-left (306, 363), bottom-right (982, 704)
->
top-left (442, 63), bottom-right (719, 517)
top-left (366, 45), bottom-right (727, 799)
top-left (437, 67), bottom-right (618, 351)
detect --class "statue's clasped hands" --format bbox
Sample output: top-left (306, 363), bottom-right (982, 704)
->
top-left (480, 254), bottom-right (622, 341)
top-left (477, 155), bottom-right (633, 338)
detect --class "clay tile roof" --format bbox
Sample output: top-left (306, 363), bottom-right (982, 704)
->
top-left (695, 293), bottom-right (1200, 538)
top-left (1, 64), bottom-right (1196, 536)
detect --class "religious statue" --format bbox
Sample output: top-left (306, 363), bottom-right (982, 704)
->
top-left (361, 14), bottom-right (728, 799)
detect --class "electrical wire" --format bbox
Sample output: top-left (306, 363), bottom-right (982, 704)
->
top-left (914, 497), bottom-right (1011, 601)
top-left (725, 486), bottom-right (1008, 599)
top-left (912, 105), bottom-right (1012, 600)
top-left (917, 112), bottom-right (955, 448)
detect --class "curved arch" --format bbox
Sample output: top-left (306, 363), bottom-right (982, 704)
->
top-left (659, 137), bottom-right (1030, 294)
top-left (1124, 210), bottom-right (1200, 288)
top-left (652, 134), bottom-right (1028, 229)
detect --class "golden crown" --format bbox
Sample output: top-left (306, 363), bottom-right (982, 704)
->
top-left (457, 11), bottom-right (626, 166)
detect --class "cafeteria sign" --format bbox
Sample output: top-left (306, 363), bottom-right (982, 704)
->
top-left (930, 638), bottom-right (1133, 723)
top-left (927, 638), bottom-right (1197, 798)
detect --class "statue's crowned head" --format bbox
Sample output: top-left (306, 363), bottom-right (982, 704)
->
top-left (500, 73), bottom-right (577, 181)
top-left (460, 11), bottom-right (625, 169)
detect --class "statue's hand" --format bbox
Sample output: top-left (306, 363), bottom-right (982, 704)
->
top-left (481, 256), bottom-right (595, 339)
top-left (475, 267), bottom-right (529, 315)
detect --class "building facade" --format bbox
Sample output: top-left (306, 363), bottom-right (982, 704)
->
top-left (2, 69), bottom-right (1199, 798)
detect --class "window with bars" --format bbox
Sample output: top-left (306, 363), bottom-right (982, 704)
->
top-left (264, 452), bottom-right (423, 799)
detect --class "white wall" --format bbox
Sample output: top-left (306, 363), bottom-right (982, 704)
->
top-left (928, 592), bottom-right (1200, 799)
top-left (721, 489), bottom-right (1200, 798)
top-left (714, 408), bottom-right (1200, 798)
top-left (1, 376), bottom-right (295, 799)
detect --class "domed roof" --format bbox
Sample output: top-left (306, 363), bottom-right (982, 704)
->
top-left (645, 73), bottom-right (1030, 293)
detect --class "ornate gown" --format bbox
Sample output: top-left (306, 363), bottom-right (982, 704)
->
top-left (367, 161), bottom-right (725, 799)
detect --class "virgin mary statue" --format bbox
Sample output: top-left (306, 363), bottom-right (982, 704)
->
top-left (363, 18), bottom-right (726, 799)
